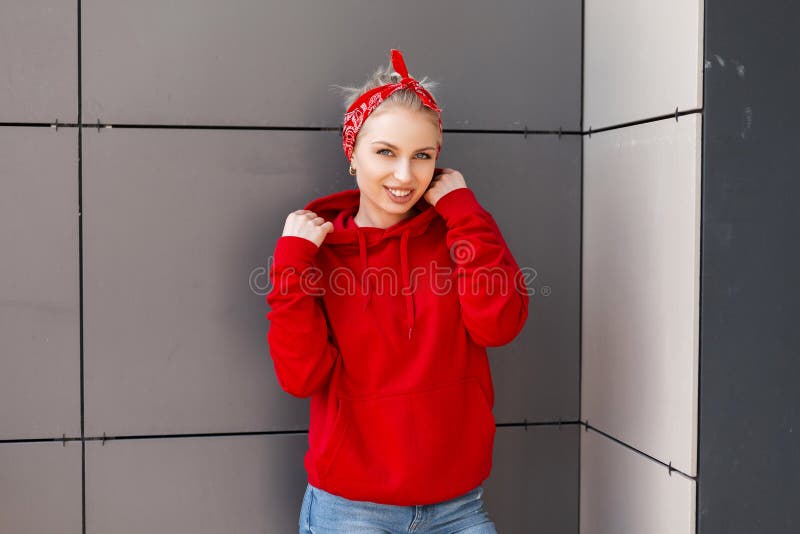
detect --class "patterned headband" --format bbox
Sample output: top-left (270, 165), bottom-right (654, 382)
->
top-left (341, 49), bottom-right (443, 162)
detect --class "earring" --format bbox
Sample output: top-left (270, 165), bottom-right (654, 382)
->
top-left (348, 164), bottom-right (356, 176)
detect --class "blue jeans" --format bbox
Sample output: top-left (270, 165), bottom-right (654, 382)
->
top-left (299, 482), bottom-right (497, 533)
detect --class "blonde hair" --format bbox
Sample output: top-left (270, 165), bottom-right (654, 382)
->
top-left (330, 59), bottom-right (442, 136)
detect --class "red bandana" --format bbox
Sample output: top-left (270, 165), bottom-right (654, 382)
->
top-left (342, 49), bottom-right (443, 162)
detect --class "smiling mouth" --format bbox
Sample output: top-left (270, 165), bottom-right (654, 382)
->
top-left (384, 186), bottom-right (413, 197)
top-left (384, 186), bottom-right (414, 198)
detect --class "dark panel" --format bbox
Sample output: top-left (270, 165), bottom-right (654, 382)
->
top-left (699, 1), bottom-right (800, 532)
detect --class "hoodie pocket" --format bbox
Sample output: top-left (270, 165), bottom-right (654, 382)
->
top-left (315, 377), bottom-right (496, 503)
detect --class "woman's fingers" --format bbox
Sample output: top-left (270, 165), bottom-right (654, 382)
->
top-left (288, 211), bottom-right (327, 224)
top-left (295, 210), bottom-right (321, 220)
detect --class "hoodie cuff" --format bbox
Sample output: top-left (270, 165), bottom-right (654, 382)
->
top-left (273, 235), bottom-right (320, 268)
top-left (433, 187), bottom-right (483, 221)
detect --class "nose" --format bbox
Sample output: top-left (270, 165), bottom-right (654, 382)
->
top-left (393, 159), bottom-right (414, 184)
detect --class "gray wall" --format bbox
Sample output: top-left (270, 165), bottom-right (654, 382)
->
top-left (0, 1), bottom-right (581, 533)
top-left (581, 1), bottom-right (703, 532)
top-left (698, 0), bottom-right (800, 531)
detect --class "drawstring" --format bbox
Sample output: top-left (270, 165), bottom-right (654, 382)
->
top-left (358, 231), bottom-right (370, 311)
top-left (357, 227), bottom-right (415, 341)
top-left (400, 228), bottom-right (415, 340)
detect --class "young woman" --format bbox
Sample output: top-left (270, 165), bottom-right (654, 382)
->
top-left (267, 49), bottom-right (529, 533)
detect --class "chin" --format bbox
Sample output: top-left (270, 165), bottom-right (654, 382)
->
top-left (383, 202), bottom-right (415, 213)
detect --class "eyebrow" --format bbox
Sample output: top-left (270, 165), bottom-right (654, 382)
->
top-left (371, 140), bottom-right (436, 152)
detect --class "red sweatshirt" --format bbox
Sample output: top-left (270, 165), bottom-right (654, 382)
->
top-left (266, 186), bottom-right (529, 505)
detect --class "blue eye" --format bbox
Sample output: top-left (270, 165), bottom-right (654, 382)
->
top-left (376, 149), bottom-right (431, 159)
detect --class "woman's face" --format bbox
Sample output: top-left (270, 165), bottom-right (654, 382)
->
top-left (350, 104), bottom-right (441, 229)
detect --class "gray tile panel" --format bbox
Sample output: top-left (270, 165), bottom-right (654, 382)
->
top-left (0, 2), bottom-right (78, 122)
top-left (0, 440), bottom-right (83, 533)
top-left (444, 131), bottom-right (581, 423)
top-left (82, 127), bottom-right (345, 437)
top-left (580, 429), bottom-right (695, 534)
top-left (83, 426), bottom-right (576, 534)
top-left (487, 425), bottom-right (580, 534)
top-left (0, 126), bottom-right (80, 440)
top-left (82, 127), bottom-right (576, 436)
top-left (82, 0), bottom-right (581, 130)
top-left (584, 0), bottom-right (704, 129)
top-left (582, 116), bottom-right (701, 476)
top-left (85, 434), bottom-right (308, 533)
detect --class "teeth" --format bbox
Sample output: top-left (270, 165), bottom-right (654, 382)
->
top-left (387, 188), bottom-right (412, 197)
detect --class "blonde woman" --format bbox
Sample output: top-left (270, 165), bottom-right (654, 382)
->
top-left (267, 49), bottom-right (529, 533)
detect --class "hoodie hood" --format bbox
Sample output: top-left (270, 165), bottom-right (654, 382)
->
top-left (304, 188), bottom-right (439, 340)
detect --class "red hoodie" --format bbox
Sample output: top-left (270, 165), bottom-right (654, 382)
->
top-left (266, 186), bottom-right (529, 505)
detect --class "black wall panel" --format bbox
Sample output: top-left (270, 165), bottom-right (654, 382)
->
top-left (699, 1), bottom-right (800, 531)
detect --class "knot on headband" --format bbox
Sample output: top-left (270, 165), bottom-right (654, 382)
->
top-left (342, 49), bottom-right (442, 162)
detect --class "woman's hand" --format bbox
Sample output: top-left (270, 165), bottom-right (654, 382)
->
top-left (281, 210), bottom-right (334, 247)
top-left (424, 167), bottom-right (468, 207)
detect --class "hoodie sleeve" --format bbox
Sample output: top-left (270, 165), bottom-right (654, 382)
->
top-left (266, 235), bottom-right (339, 398)
top-left (433, 187), bottom-right (530, 347)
